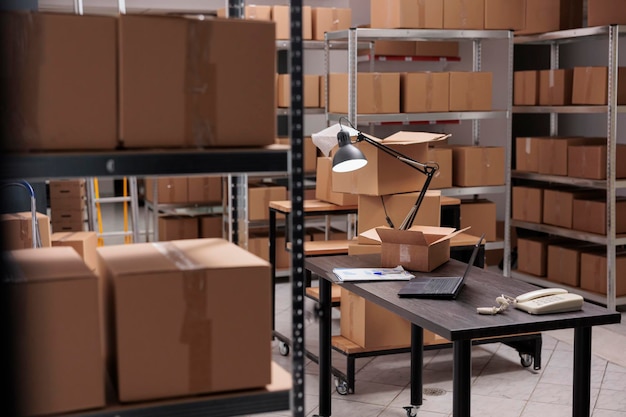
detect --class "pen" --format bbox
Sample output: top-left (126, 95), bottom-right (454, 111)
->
top-left (373, 271), bottom-right (397, 275)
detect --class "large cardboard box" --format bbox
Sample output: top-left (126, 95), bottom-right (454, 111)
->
top-left (248, 184), bottom-right (288, 221)
top-left (329, 72), bottom-right (401, 114)
top-left (1, 211), bottom-right (52, 250)
top-left (362, 225), bottom-right (467, 272)
top-left (7, 247), bottom-right (105, 416)
top-left (144, 177), bottom-right (188, 204)
top-left (588, 0), bottom-right (626, 27)
top-left (427, 146), bottom-right (453, 189)
top-left (451, 146), bottom-right (505, 187)
top-left (459, 199), bottom-right (496, 241)
top-left (158, 216), bottom-right (199, 241)
top-left (572, 197), bottom-right (626, 235)
top-left (51, 231), bottom-right (98, 271)
top-left (512, 186), bottom-right (544, 223)
top-left (443, 0), bottom-right (485, 29)
top-left (581, 250), bottom-right (626, 296)
top-left (96, 238), bottom-right (272, 402)
top-left (199, 215), bottom-right (223, 239)
top-left (513, 71), bottom-right (539, 106)
top-left (538, 69), bottom-right (573, 106)
top-left (516, 0), bottom-right (583, 35)
top-left (277, 74), bottom-right (320, 108)
top-left (1, 12), bottom-right (117, 151)
top-left (515, 136), bottom-right (542, 172)
top-left (370, 0), bottom-right (444, 29)
top-left (272, 5), bottom-right (312, 40)
top-left (517, 236), bottom-right (550, 276)
top-left (312, 7), bottom-right (352, 40)
top-left (484, 0), bottom-right (525, 30)
top-left (543, 188), bottom-right (603, 229)
top-left (572, 66), bottom-right (626, 105)
top-left (316, 157), bottom-right (359, 206)
top-left (547, 241), bottom-right (601, 287)
top-left (537, 137), bottom-right (605, 176)
top-left (568, 144), bottom-right (626, 180)
top-left (449, 72), bottom-right (492, 111)
top-left (187, 176), bottom-right (222, 204)
top-left (401, 72), bottom-right (450, 113)
top-left (118, 15), bottom-right (276, 148)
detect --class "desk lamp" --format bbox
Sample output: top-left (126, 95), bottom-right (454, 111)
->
top-left (332, 121), bottom-right (439, 231)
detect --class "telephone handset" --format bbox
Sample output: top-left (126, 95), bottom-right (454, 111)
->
top-left (477, 288), bottom-right (584, 315)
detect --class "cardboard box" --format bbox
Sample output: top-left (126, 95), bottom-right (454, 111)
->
top-left (514, 71), bottom-right (539, 106)
top-left (144, 177), bottom-right (188, 204)
top-left (443, 0), bottom-right (485, 29)
top-left (538, 69), bottom-right (573, 106)
top-left (516, 0), bottom-right (583, 35)
top-left (543, 188), bottom-right (603, 229)
top-left (449, 72), bottom-right (492, 111)
top-left (248, 184), bottom-right (288, 221)
top-left (158, 216), bottom-right (199, 241)
top-left (97, 238), bottom-right (272, 402)
top-left (248, 229), bottom-right (311, 270)
top-left (371, 41), bottom-right (459, 57)
top-left (572, 197), bottom-right (626, 235)
top-left (49, 179), bottom-right (86, 200)
top-left (587, 0), bottom-right (626, 27)
top-left (547, 241), bottom-right (601, 287)
top-left (50, 195), bottom-right (87, 212)
top-left (537, 137), bottom-right (605, 176)
top-left (199, 215), bottom-right (223, 238)
top-left (515, 136), bottom-right (542, 172)
top-left (315, 157), bottom-right (359, 206)
top-left (8, 247), bottom-right (105, 416)
top-left (427, 146), bottom-right (453, 189)
top-left (1, 211), bottom-right (52, 250)
top-left (216, 5), bottom-right (271, 20)
top-left (362, 225), bottom-right (467, 272)
top-left (451, 146), bottom-right (505, 187)
top-left (312, 7), bottom-right (352, 40)
top-left (357, 191), bottom-right (441, 237)
top-left (331, 131), bottom-right (449, 196)
top-left (370, 0), bottom-right (444, 29)
top-left (517, 236), bottom-right (549, 276)
top-left (572, 66), bottom-right (626, 105)
top-left (329, 72), bottom-right (401, 114)
top-left (187, 176), bottom-right (222, 204)
top-left (277, 74), bottom-right (320, 108)
top-left (581, 250), bottom-right (626, 296)
top-left (568, 144), bottom-right (626, 180)
top-left (512, 186), bottom-right (544, 223)
top-left (348, 242), bottom-right (383, 255)
top-left (51, 231), bottom-right (98, 270)
top-left (272, 5), bottom-right (312, 40)
top-left (459, 199), bottom-right (496, 241)
top-left (1, 12), bottom-right (117, 151)
top-left (484, 0), bottom-right (525, 30)
top-left (119, 15), bottom-right (275, 148)
top-left (401, 72), bottom-right (450, 113)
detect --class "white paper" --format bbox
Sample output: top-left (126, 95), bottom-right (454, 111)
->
top-left (332, 265), bottom-right (414, 282)
top-left (311, 123), bottom-right (360, 157)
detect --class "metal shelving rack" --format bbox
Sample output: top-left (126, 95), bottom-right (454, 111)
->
top-left (323, 27), bottom-right (514, 259)
top-left (513, 25), bottom-right (626, 310)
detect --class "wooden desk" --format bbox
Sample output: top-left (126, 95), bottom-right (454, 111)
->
top-left (306, 254), bottom-right (621, 417)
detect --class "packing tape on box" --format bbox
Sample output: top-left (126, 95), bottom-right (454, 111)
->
top-left (186, 21), bottom-right (214, 147)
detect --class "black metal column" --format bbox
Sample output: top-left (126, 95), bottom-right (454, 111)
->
top-left (410, 324), bottom-right (424, 406)
top-left (453, 340), bottom-right (472, 417)
top-left (317, 277), bottom-right (332, 417)
top-left (573, 326), bottom-right (592, 417)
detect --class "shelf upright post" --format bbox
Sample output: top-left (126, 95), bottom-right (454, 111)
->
top-left (348, 28), bottom-right (358, 126)
top-left (503, 31), bottom-right (514, 278)
top-left (549, 42), bottom-right (560, 136)
top-left (471, 39), bottom-right (482, 146)
top-left (289, 3), bottom-right (306, 417)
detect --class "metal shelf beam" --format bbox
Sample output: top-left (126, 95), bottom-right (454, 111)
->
top-left (510, 220), bottom-right (626, 246)
top-left (512, 171), bottom-right (626, 189)
top-left (325, 28), bottom-right (512, 42)
top-left (327, 111), bottom-right (509, 124)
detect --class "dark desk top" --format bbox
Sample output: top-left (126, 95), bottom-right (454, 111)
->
top-left (306, 254), bottom-right (621, 341)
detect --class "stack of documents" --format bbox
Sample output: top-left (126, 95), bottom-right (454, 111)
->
top-left (332, 266), bottom-right (414, 282)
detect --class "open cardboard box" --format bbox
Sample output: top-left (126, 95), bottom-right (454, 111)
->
top-left (360, 225), bottom-right (470, 272)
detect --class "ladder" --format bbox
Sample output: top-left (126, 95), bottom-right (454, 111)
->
top-left (86, 177), bottom-right (140, 246)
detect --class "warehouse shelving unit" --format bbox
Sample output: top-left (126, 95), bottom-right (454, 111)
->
top-left (513, 25), bottom-right (626, 310)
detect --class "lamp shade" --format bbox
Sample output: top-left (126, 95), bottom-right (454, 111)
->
top-left (332, 130), bottom-right (368, 172)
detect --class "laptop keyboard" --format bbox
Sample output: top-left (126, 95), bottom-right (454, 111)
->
top-left (424, 278), bottom-right (459, 294)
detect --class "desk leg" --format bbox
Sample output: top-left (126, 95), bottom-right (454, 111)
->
top-left (573, 326), bottom-right (592, 417)
top-left (318, 276), bottom-right (332, 417)
top-left (269, 209), bottom-right (277, 333)
top-left (453, 340), bottom-right (472, 417)
top-left (410, 325), bottom-right (423, 406)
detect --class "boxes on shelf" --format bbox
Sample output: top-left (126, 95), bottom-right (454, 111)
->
top-left (542, 188), bottom-right (603, 229)
top-left (312, 7), bottom-right (352, 40)
top-left (277, 74), bottom-right (320, 108)
top-left (144, 177), bottom-right (188, 204)
top-left (448, 72), bottom-right (493, 111)
top-left (538, 69), bottom-right (574, 106)
top-left (158, 216), bottom-right (199, 241)
top-left (459, 199), bottom-right (496, 241)
top-left (517, 236), bottom-right (551, 277)
top-left (96, 238), bottom-right (272, 402)
top-left (272, 5), bottom-right (312, 40)
top-left (401, 72), bottom-right (450, 113)
top-left (1, 211), bottom-right (52, 250)
top-left (451, 145), bottom-right (505, 187)
top-left (516, 0), bottom-right (583, 35)
top-left (248, 183), bottom-right (288, 221)
top-left (547, 241), bottom-right (602, 287)
top-left (315, 157), bottom-right (359, 206)
top-left (572, 197), bottom-right (626, 235)
top-left (2, 12), bottom-right (117, 151)
top-left (443, 0), bottom-right (485, 29)
top-left (484, 0), bottom-right (525, 30)
top-left (329, 72), bottom-right (401, 114)
top-left (512, 185), bottom-right (544, 224)
top-left (51, 231), bottom-right (98, 271)
top-left (580, 250), bottom-right (626, 296)
top-left (572, 66), bottom-right (626, 105)
top-left (7, 247), bottom-right (105, 416)
top-left (427, 146), bottom-right (453, 189)
top-left (370, 0), bottom-right (444, 29)
top-left (587, 0), bottom-right (626, 27)
top-left (187, 176), bottom-right (222, 204)
top-left (118, 15), bottom-right (275, 148)
top-left (568, 144), bottom-right (626, 180)
top-left (216, 5), bottom-right (271, 20)
top-left (513, 70), bottom-right (539, 106)
top-left (199, 215), bottom-right (223, 239)
top-left (49, 180), bottom-right (88, 232)
top-left (537, 137), bottom-right (605, 176)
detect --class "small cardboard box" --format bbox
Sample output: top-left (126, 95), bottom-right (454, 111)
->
top-left (187, 176), bottom-right (222, 204)
top-left (427, 146), bottom-right (453, 189)
top-left (539, 69), bottom-right (573, 106)
top-left (96, 238), bottom-right (272, 402)
top-left (49, 179), bottom-right (86, 200)
top-left (199, 215), bottom-right (222, 238)
top-left (312, 7), bottom-right (352, 40)
top-left (8, 247), bottom-right (105, 416)
top-left (484, 0), bottom-right (525, 30)
top-left (572, 197), bottom-right (626, 235)
top-left (1, 211), bottom-right (52, 250)
top-left (572, 66), bottom-right (626, 105)
top-left (449, 72), bottom-right (493, 111)
top-left (568, 144), bottom-right (626, 180)
top-left (451, 146), bottom-right (505, 187)
top-left (277, 74), bottom-right (320, 108)
top-left (443, 0), bottom-right (485, 29)
top-left (517, 236), bottom-right (551, 277)
top-left (51, 231), bottom-right (98, 270)
top-left (547, 242), bottom-right (601, 287)
top-left (316, 157), bottom-right (359, 206)
top-left (515, 136), bottom-right (542, 172)
top-left (144, 177), bottom-right (188, 204)
top-left (512, 186), bottom-right (544, 223)
top-left (414, 41), bottom-right (459, 57)
top-left (587, 0), bottom-right (626, 27)
top-left (580, 250), bottom-right (626, 296)
top-left (158, 216), bottom-right (199, 241)
top-left (514, 70), bottom-right (539, 106)
top-left (459, 199), bottom-right (496, 241)
top-left (362, 225), bottom-right (468, 272)
top-left (272, 5), bottom-right (312, 40)
top-left (543, 188), bottom-right (603, 229)
top-left (329, 72), bottom-right (401, 114)
top-left (537, 137), bottom-right (605, 176)
top-left (248, 184), bottom-right (288, 221)
top-left (370, 0), bottom-right (444, 29)
top-left (401, 72), bottom-right (450, 113)
top-left (516, 0), bottom-right (583, 35)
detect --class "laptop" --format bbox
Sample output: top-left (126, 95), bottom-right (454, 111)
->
top-left (397, 233), bottom-right (485, 299)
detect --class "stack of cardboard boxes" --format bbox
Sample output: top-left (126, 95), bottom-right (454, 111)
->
top-left (48, 179), bottom-right (87, 233)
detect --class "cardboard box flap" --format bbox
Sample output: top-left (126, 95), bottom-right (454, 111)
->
top-left (382, 131), bottom-right (451, 145)
top-left (361, 225), bottom-right (469, 246)
top-left (430, 226), bottom-right (470, 245)
top-left (7, 247), bottom-right (93, 283)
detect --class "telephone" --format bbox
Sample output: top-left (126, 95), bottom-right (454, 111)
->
top-left (477, 288), bottom-right (584, 315)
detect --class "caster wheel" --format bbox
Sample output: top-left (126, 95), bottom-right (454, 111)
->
top-left (402, 406), bottom-right (418, 417)
top-left (334, 379), bottom-right (350, 395)
top-left (279, 342), bottom-right (290, 356)
top-left (520, 353), bottom-right (533, 368)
